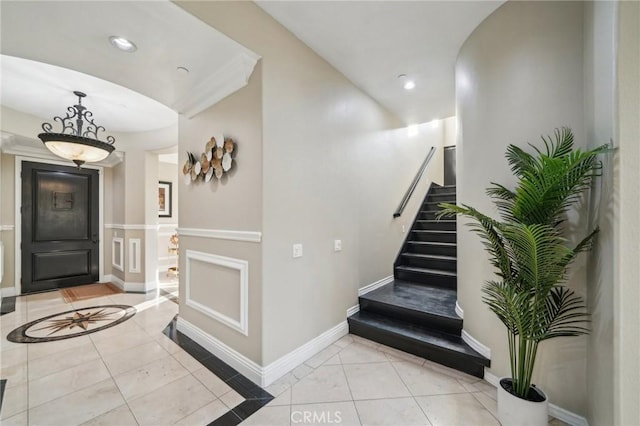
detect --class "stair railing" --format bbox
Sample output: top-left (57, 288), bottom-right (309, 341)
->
top-left (393, 146), bottom-right (436, 218)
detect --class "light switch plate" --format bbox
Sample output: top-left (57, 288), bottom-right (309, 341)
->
top-left (293, 243), bottom-right (303, 258)
top-left (334, 240), bottom-right (342, 252)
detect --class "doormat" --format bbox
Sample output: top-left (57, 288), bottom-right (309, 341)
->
top-left (60, 283), bottom-right (123, 303)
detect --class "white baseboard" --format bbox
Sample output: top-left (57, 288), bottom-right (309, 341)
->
top-left (461, 329), bottom-right (491, 359)
top-left (263, 321), bottom-right (348, 386)
top-left (177, 316), bottom-right (263, 385)
top-left (483, 371), bottom-right (588, 426)
top-left (455, 300), bottom-right (464, 318)
top-left (176, 316), bottom-right (348, 387)
top-left (358, 275), bottom-right (393, 296)
top-left (0, 286), bottom-right (17, 300)
top-left (105, 274), bottom-right (156, 293)
top-left (346, 304), bottom-right (360, 317)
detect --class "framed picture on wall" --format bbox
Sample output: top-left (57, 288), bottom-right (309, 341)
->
top-left (158, 181), bottom-right (172, 217)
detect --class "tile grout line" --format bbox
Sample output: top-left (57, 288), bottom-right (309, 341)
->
top-left (336, 346), bottom-right (364, 426)
top-left (82, 297), bottom-right (141, 426)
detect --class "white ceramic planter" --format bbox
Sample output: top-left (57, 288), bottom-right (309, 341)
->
top-left (497, 378), bottom-right (549, 426)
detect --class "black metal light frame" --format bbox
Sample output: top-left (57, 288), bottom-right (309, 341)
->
top-left (38, 91), bottom-right (116, 167)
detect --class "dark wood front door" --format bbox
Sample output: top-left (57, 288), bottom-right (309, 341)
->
top-left (21, 162), bottom-right (100, 293)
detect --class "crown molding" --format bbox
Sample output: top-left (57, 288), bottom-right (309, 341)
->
top-left (173, 52), bottom-right (260, 118)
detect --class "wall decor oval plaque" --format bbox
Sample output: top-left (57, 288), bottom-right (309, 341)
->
top-left (7, 304), bottom-right (136, 343)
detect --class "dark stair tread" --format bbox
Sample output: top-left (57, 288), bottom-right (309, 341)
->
top-left (361, 280), bottom-right (459, 320)
top-left (415, 220), bottom-right (455, 223)
top-left (412, 230), bottom-right (456, 234)
top-left (406, 241), bottom-right (456, 247)
top-left (395, 266), bottom-right (456, 277)
top-left (348, 310), bottom-right (489, 365)
top-left (401, 253), bottom-right (457, 262)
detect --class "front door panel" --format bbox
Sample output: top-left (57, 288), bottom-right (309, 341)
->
top-left (22, 162), bottom-right (99, 293)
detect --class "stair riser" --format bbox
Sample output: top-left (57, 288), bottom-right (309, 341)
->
top-left (405, 243), bottom-right (457, 257)
top-left (423, 201), bottom-right (452, 211)
top-left (401, 255), bottom-right (457, 272)
top-left (417, 211), bottom-right (440, 220)
top-left (359, 299), bottom-right (462, 335)
top-left (411, 231), bottom-right (456, 243)
top-left (430, 186), bottom-right (457, 195)
top-left (414, 221), bottom-right (456, 231)
top-left (427, 193), bottom-right (457, 203)
top-left (348, 319), bottom-right (485, 378)
top-left (394, 269), bottom-right (456, 289)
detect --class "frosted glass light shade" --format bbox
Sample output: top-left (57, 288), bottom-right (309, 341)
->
top-left (44, 140), bottom-right (111, 163)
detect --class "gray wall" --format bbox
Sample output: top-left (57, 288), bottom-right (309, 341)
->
top-left (615, 2), bottom-right (640, 423)
top-left (584, 2), bottom-right (617, 424)
top-left (455, 1), bottom-right (588, 415)
top-left (177, 0), bottom-right (445, 366)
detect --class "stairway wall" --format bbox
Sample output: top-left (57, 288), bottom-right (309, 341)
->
top-left (177, 1), bottom-right (446, 366)
top-left (456, 1), bottom-right (588, 415)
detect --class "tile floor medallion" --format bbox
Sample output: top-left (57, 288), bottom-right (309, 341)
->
top-left (1, 282), bottom-right (570, 425)
top-left (7, 305), bottom-right (136, 343)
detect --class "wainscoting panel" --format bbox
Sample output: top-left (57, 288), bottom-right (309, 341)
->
top-left (112, 237), bottom-right (124, 272)
top-left (128, 238), bottom-right (141, 273)
top-left (185, 249), bottom-right (248, 336)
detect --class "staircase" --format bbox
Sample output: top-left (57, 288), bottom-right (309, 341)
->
top-left (348, 184), bottom-right (490, 378)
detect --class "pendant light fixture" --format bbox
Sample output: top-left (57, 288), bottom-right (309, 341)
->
top-left (38, 91), bottom-right (115, 168)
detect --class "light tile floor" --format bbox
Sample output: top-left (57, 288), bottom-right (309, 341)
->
top-left (1, 287), bottom-right (569, 426)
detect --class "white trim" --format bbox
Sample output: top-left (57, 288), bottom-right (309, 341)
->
top-left (15, 156), bottom-right (105, 295)
top-left (173, 52), bottom-right (260, 119)
top-left (128, 238), bottom-right (141, 273)
top-left (461, 329), bottom-right (491, 359)
top-left (185, 249), bottom-right (248, 336)
top-left (0, 225), bottom-right (15, 232)
top-left (0, 287), bottom-right (17, 299)
top-left (262, 321), bottom-right (348, 386)
top-left (455, 300), bottom-right (464, 319)
top-left (347, 304), bottom-right (360, 317)
top-left (358, 275), bottom-right (393, 296)
top-left (105, 224), bottom-right (158, 230)
top-left (483, 371), bottom-right (588, 426)
top-left (176, 316), bottom-right (348, 387)
top-left (112, 237), bottom-right (124, 272)
top-left (177, 317), bottom-right (263, 385)
top-left (107, 274), bottom-right (125, 291)
top-left (158, 255), bottom-right (178, 262)
top-left (178, 228), bottom-right (262, 243)
top-left (158, 223), bottom-right (178, 232)
top-left (104, 274), bottom-right (155, 293)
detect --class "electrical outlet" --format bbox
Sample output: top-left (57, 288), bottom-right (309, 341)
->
top-left (292, 243), bottom-right (303, 258)
top-left (334, 240), bottom-right (342, 252)
top-left (402, 225), bottom-right (406, 233)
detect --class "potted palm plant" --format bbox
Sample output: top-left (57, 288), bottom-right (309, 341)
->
top-left (439, 128), bottom-right (609, 425)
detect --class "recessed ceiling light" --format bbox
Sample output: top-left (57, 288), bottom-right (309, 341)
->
top-left (176, 66), bottom-right (190, 75)
top-left (397, 74), bottom-right (416, 91)
top-left (109, 36), bottom-right (137, 53)
top-left (403, 80), bottom-right (416, 90)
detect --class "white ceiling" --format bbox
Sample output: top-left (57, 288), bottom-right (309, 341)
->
top-left (257, 1), bottom-right (504, 125)
top-left (0, 0), bottom-right (258, 136)
top-left (1, 1), bottom-right (504, 142)
top-left (1, 55), bottom-right (176, 133)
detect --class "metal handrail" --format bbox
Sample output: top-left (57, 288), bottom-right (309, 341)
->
top-left (393, 146), bottom-right (436, 218)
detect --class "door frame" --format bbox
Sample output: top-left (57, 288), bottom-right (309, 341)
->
top-left (14, 156), bottom-right (105, 295)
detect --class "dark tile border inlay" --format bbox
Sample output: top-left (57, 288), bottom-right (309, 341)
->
top-left (162, 316), bottom-right (273, 425)
top-left (0, 379), bottom-right (6, 415)
top-left (0, 296), bottom-right (16, 316)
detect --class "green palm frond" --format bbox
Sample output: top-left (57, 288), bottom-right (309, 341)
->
top-left (440, 128), bottom-right (609, 399)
